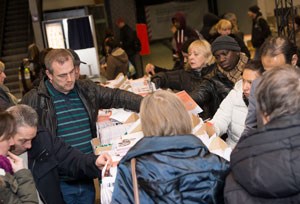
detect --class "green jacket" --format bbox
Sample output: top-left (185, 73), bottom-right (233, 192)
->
top-left (0, 168), bottom-right (38, 204)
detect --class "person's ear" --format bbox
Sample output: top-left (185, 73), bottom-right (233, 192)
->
top-left (291, 54), bottom-right (298, 67)
top-left (46, 70), bottom-right (53, 81)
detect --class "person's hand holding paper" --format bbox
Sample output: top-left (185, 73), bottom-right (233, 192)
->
top-left (95, 152), bottom-right (112, 176)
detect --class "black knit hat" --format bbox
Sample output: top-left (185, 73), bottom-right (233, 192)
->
top-left (249, 5), bottom-right (260, 14)
top-left (211, 35), bottom-right (241, 53)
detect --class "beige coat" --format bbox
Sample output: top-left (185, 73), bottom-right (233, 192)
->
top-left (101, 47), bottom-right (129, 80)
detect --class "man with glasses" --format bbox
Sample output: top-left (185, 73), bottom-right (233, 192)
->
top-left (21, 49), bottom-right (143, 204)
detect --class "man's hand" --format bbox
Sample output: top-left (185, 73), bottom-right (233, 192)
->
top-left (145, 63), bottom-right (155, 75)
top-left (7, 151), bottom-right (25, 173)
top-left (95, 152), bottom-right (112, 176)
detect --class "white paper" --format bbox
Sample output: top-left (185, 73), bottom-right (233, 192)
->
top-left (110, 109), bottom-right (135, 123)
top-left (128, 77), bottom-right (154, 95)
top-left (210, 148), bottom-right (232, 161)
top-left (101, 166), bottom-right (118, 204)
top-left (196, 132), bottom-right (210, 148)
top-left (99, 123), bottom-right (134, 145)
top-left (126, 118), bottom-right (141, 134)
top-left (105, 74), bottom-right (127, 88)
top-left (101, 161), bottom-right (108, 178)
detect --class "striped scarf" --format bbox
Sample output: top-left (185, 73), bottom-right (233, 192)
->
top-left (217, 52), bottom-right (248, 84)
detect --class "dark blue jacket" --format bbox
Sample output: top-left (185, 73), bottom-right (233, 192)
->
top-left (112, 135), bottom-right (229, 204)
top-left (29, 127), bottom-right (102, 204)
top-left (225, 114), bottom-right (300, 204)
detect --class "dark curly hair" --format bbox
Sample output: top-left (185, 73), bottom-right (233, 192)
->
top-left (104, 36), bottom-right (120, 54)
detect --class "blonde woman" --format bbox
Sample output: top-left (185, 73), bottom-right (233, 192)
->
top-left (210, 19), bottom-right (232, 36)
top-left (112, 90), bottom-right (229, 204)
top-left (151, 39), bottom-right (216, 93)
top-left (0, 112), bottom-right (38, 203)
top-left (210, 19), bottom-right (250, 58)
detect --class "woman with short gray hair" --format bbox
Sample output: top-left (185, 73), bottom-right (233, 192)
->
top-left (224, 65), bottom-right (300, 204)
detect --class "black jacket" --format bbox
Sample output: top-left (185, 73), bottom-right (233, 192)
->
top-left (200, 13), bottom-right (220, 41)
top-left (151, 63), bottom-right (215, 92)
top-left (224, 114), bottom-right (300, 204)
top-left (190, 65), bottom-right (234, 120)
top-left (112, 135), bottom-right (229, 204)
top-left (21, 78), bottom-right (143, 138)
top-left (0, 86), bottom-right (11, 111)
top-left (251, 14), bottom-right (271, 48)
top-left (29, 127), bottom-right (102, 204)
top-left (120, 24), bottom-right (137, 56)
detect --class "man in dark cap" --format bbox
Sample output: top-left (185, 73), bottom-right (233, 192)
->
top-left (190, 35), bottom-right (248, 119)
top-left (248, 5), bottom-right (271, 59)
top-left (211, 35), bottom-right (248, 83)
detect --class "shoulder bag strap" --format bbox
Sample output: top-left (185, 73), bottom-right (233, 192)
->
top-left (131, 158), bottom-right (140, 204)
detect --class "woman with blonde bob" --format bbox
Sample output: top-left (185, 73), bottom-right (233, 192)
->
top-left (112, 90), bottom-right (229, 204)
top-left (151, 40), bottom-right (218, 119)
top-left (210, 19), bottom-right (250, 58)
top-left (141, 90), bottom-right (193, 136)
top-left (151, 39), bottom-right (216, 95)
top-left (210, 19), bottom-right (233, 36)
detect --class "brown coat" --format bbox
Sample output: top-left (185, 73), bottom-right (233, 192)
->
top-left (102, 48), bottom-right (129, 80)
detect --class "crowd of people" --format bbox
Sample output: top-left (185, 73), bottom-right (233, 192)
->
top-left (0, 4), bottom-right (300, 204)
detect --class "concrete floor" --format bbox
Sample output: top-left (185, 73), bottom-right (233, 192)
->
top-left (142, 40), bottom-right (174, 73)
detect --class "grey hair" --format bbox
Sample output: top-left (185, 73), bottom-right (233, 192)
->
top-left (44, 49), bottom-right (74, 74)
top-left (7, 104), bottom-right (38, 127)
top-left (224, 13), bottom-right (237, 22)
top-left (256, 65), bottom-right (300, 121)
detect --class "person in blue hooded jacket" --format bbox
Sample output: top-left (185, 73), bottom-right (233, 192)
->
top-left (111, 90), bottom-right (229, 204)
